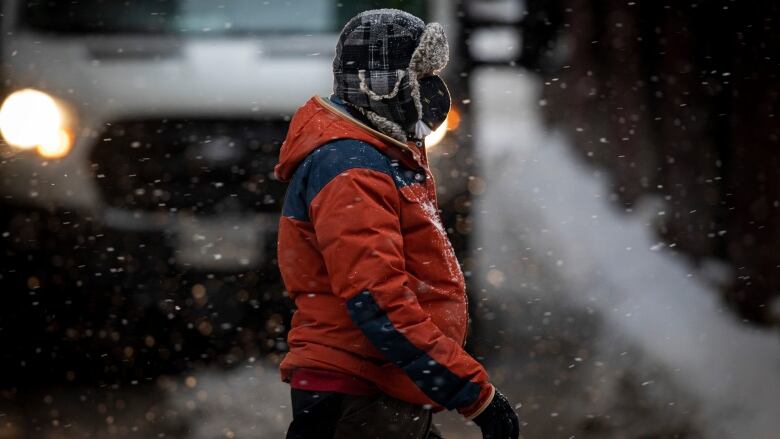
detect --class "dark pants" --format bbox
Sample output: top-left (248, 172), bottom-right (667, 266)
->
top-left (286, 389), bottom-right (445, 439)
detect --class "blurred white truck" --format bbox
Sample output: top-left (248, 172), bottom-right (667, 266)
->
top-left (0, 0), bottom-right (462, 381)
top-left (0, 0), bottom-right (459, 270)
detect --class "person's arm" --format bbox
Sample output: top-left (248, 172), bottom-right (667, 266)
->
top-left (308, 156), bottom-right (492, 416)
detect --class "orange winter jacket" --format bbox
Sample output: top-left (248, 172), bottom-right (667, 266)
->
top-left (275, 95), bottom-right (494, 418)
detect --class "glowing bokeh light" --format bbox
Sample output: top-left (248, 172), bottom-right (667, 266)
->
top-left (0, 89), bottom-right (72, 158)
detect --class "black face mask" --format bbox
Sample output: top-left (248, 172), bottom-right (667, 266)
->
top-left (418, 75), bottom-right (451, 133)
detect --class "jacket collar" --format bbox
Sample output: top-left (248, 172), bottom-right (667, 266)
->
top-left (315, 95), bottom-right (424, 164)
top-left (274, 95), bottom-right (425, 182)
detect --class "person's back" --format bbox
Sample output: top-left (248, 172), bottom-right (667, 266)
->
top-left (275, 9), bottom-right (519, 439)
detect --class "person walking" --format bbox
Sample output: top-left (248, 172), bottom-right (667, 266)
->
top-left (274, 9), bottom-right (519, 439)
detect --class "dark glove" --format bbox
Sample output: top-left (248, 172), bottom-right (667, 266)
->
top-left (473, 388), bottom-right (520, 439)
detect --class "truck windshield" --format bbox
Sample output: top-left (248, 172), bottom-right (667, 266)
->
top-left (21, 0), bottom-right (428, 35)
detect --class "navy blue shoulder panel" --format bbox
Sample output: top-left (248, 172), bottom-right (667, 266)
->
top-left (281, 139), bottom-right (410, 221)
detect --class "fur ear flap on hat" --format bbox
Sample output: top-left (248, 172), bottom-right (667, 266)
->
top-left (409, 22), bottom-right (449, 75)
top-left (365, 110), bottom-right (408, 142)
top-left (348, 103), bottom-right (409, 143)
top-left (407, 22), bottom-right (450, 132)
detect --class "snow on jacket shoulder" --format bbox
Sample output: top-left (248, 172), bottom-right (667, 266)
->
top-left (275, 95), bottom-right (493, 417)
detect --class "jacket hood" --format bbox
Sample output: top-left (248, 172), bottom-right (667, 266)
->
top-left (274, 96), bottom-right (423, 182)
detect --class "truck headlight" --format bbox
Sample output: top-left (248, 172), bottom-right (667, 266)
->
top-left (0, 89), bottom-right (74, 158)
top-left (425, 106), bottom-right (461, 149)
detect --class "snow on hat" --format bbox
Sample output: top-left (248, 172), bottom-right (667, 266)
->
top-left (333, 9), bottom-right (449, 142)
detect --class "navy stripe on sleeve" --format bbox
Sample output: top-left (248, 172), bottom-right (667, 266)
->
top-left (347, 290), bottom-right (482, 410)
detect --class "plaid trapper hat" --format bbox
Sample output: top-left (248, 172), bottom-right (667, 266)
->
top-left (333, 9), bottom-right (450, 142)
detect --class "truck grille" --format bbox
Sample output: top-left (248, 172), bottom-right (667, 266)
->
top-left (89, 118), bottom-right (288, 215)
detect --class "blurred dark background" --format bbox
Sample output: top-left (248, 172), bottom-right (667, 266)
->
top-left (529, 0), bottom-right (780, 324)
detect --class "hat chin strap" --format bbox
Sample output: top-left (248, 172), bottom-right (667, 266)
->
top-left (358, 69), bottom-right (406, 101)
top-left (354, 69), bottom-right (410, 142)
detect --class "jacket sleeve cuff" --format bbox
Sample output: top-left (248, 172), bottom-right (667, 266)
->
top-left (460, 384), bottom-right (495, 420)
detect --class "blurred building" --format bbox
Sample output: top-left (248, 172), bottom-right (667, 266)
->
top-left (532, 0), bottom-right (780, 324)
